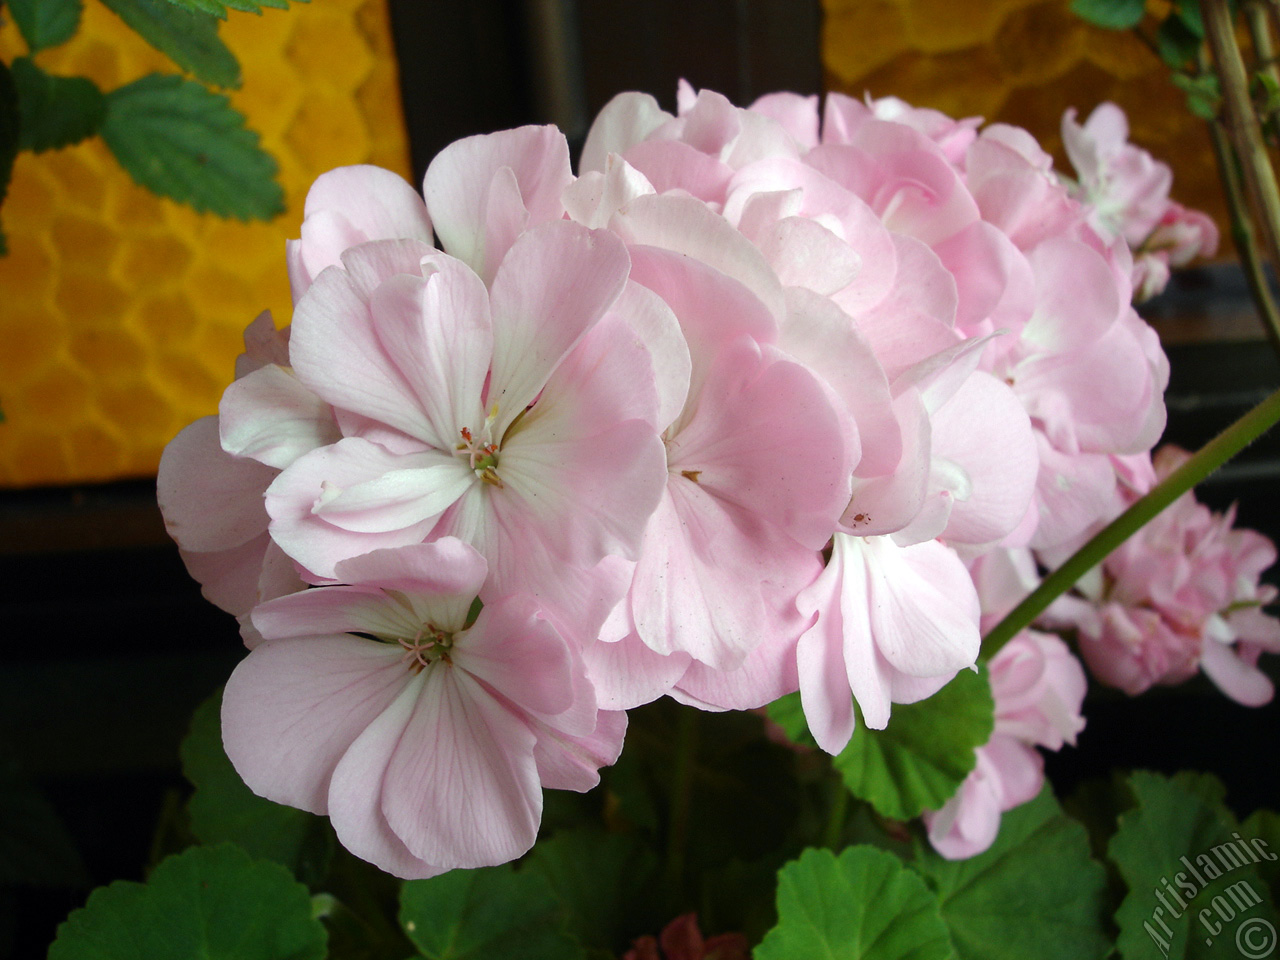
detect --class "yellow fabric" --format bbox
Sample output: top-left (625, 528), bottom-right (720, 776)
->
top-left (822, 0), bottom-right (1225, 260)
top-left (0, 0), bottom-right (411, 487)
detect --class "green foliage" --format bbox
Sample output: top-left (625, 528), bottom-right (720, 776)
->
top-left (754, 845), bottom-right (951, 960)
top-left (522, 828), bottom-right (661, 957)
top-left (7, 0), bottom-right (82, 52)
top-left (1157, 16), bottom-right (1204, 70)
top-left (0, 59), bottom-right (17, 257)
top-left (47, 843), bottom-right (327, 960)
top-left (97, 0), bottom-right (241, 89)
top-left (768, 668), bottom-right (994, 822)
top-left (1172, 72), bottom-right (1222, 120)
top-left (180, 690), bottom-right (335, 886)
top-left (101, 73), bottom-right (283, 220)
top-left (1070, 0), bottom-right (1146, 30)
top-left (912, 786), bottom-right (1110, 960)
top-left (1110, 771), bottom-right (1279, 960)
top-left (11, 58), bottom-right (104, 153)
top-left (155, 0), bottom-right (307, 18)
top-left (399, 864), bottom-right (586, 960)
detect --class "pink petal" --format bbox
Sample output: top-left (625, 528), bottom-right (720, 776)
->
top-left (219, 365), bottom-right (339, 470)
top-left (424, 125), bottom-right (572, 280)
top-left (1200, 639), bottom-right (1275, 707)
top-left (579, 91), bottom-right (672, 175)
top-left (531, 709), bottom-right (628, 792)
top-left (486, 220), bottom-right (631, 435)
top-left (222, 635), bottom-right (412, 814)
top-left (379, 666), bottom-right (542, 868)
top-left (158, 416), bottom-right (276, 553)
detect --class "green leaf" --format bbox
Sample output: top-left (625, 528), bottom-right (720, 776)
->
top-left (1110, 771), bottom-right (1279, 960)
top-left (0, 58), bottom-right (18, 257)
top-left (1070, 0), bottom-right (1146, 29)
top-left (1175, 0), bottom-right (1204, 38)
top-left (154, 0), bottom-right (306, 17)
top-left (912, 786), bottom-right (1110, 960)
top-left (180, 690), bottom-right (334, 886)
top-left (1157, 15), bottom-right (1203, 69)
top-left (522, 828), bottom-right (661, 956)
top-left (97, 0), bottom-right (240, 88)
top-left (1172, 72), bottom-right (1223, 120)
top-left (10, 57), bottom-right (104, 152)
top-left (48, 843), bottom-right (327, 960)
top-left (399, 864), bottom-right (586, 960)
top-left (754, 846), bottom-right (951, 960)
top-left (769, 668), bottom-right (995, 822)
top-left (101, 73), bottom-right (283, 220)
top-left (7, 0), bottom-right (81, 52)
top-left (1240, 809), bottom-right (1280, 899)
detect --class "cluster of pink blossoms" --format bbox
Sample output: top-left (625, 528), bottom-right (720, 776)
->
top-left (157, 84), bottom-right (1255, 873)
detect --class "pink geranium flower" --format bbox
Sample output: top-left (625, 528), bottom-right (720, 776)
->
top-left (924, 630), bottom-right (1087, 859)
top-left (263, 221), bottom-right (668, 635)
top-left (222, 539), bottom-right (623, 879)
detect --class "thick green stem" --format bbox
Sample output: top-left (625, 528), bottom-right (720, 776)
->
top-left (981, 387), bottom-right (1280, 657)
top-left (822, 778), bottom-right (850, 851)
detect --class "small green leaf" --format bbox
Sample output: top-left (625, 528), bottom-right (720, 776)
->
top-left (522, 828), bottom-right (661, 955)
top-left (11, 58), bottom-right (104, 153)
top-left (1175, 0), bottom-right (1204, 38)
top-left (1070, 0), bottom-right (1146, 29)
top-left (1172, 72), bottom-right (1222, 120)
top-left (769, 668), bottom-right (995, 822)
top-left (48, 843), bottom-right (327, 960)
top-left (97, 0), bottom-right (240, 88)
top-left (180, 690), bottom-right (334, 886)
top-left (7, 0), bottom-right (82, 52)
top-left (1111, 771), bottom-right (1279, 960)
top-left (1240, 809), bottom-right (1280, 899)
top-left (912, 786), bottom-right (1110, 960)
top-left (101, 73), bottom-right (283, 220)
top-left (755, 845), bottom-right (951, 960)
top-left (400, 864), bottom-right (586, 960)
top-left (1157, 15), bottom-right (1204, 69)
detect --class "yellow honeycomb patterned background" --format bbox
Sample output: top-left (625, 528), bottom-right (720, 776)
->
top-left (0, 0), bottom-right (410, 488)
top-left (822, 0), bottom-right (1227, 257)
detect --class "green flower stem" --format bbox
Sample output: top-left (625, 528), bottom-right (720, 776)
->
top-left (981, 386), bottom-right (1280, 657)
top-left (822, 776), bottom-right (850, 851)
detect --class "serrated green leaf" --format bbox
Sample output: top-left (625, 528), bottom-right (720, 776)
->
top-left (1070, 0), bottom-right (1146, 29)
top-left (7, 0), bottom-right (81, 52)
top-left (522, 828), bottom-right (661, 955)
top-left (156, 0), bottom-right (304, 14)
top-left (1157, 15), bottom-right (1204, 69)
top-left (912, 786), bottom-right (1110, 960)
top-left (11, 57), bottom-right (104, 152)
top-left (1111, 772), bottom-right (1279, 960)
top-left (769, 668), bottom-right (994, 822)
top-left (180, 690), bottom-right (334, 886)
top-left (101, 73), bottom-right (282, 220)
top-left (98, 0), bottom-right (240, 88)
top-left (754, 846), bottom-right (951, 960)
top-left (48, 843), bottom-right (327, 960)
top-left (400, 864), bottom-right (586, 960)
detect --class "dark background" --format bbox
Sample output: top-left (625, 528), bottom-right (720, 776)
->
top-left (3, 0), bottom-right (1278, 954)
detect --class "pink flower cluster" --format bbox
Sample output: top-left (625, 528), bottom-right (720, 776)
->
top-left (924, 630), bottom-right (1087, 859)
top-left (1061, 102), bottom-right (1219, 301)
top-left (1056, 446), bottom-right (1280, 707)
top-left (158, 87), bottom-right (1188, 876)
